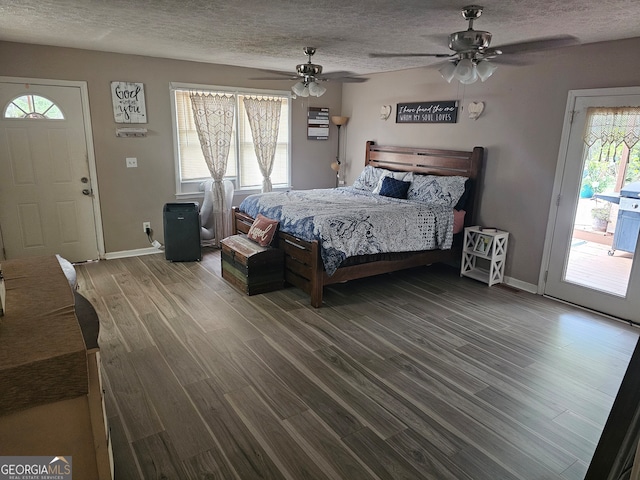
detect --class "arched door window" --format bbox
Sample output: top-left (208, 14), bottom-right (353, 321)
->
top-left (3, 94), bottom-right (64, 119)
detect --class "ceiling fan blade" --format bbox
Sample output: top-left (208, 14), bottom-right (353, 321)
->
top-left (319, 71), bottom-right (369, 82)
top-left (251, 68), bottom-right (298, 81)
top-left (252, 75), bottom-right (298, 80)
top-left (369, 52), bottom-right (453, 58)
top-left (332, 76), bottom-right (369, 83)
top-left (254, 68), bottom-right (297, 76)
top-left (320, 70), bottom-right (357, 79)
top-left (496, 35), bottom-right (580, 55)
top-left (487, 56), bottom-right (530, 66)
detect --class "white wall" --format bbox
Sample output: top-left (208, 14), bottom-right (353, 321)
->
top-left (3, 37), bottom-right (640, 284)
top-left (0, 42), bottom-right (342, 254)
top-left (341, 38), bottom-right (640, 286)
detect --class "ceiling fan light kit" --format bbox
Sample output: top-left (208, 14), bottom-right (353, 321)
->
top-left (308, 81), bottom-right (327, 97)
top-left (291, 81), bottom-right (308, 96)
top-left (439, 57), bottom-right (497, 84)
top-left (292, 80), bottom-right (326, 98)
top-left (438, 62), bottom-right (457, 83)
top-left (475, 60), bottom-right (498, 81)
top-left (455, 58), bottom-right (477, 84)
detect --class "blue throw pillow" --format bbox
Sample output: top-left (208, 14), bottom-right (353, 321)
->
top-left (379, 176), bottom-right (411, 199)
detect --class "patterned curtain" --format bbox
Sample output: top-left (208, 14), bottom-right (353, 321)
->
top-left (243, 96), bottom-right (282, 192)
top-left (584, 107), bottom-right (640, 158)
top-left (190, 92), bottom-right (235, 246)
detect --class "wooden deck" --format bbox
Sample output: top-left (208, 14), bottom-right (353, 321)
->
top-left (565, 240), bottom-right (633, 297)
top-left (567, 197), bottom-right (634, 296)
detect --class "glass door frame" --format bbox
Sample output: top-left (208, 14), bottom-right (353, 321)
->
top-left (540, 86), bottom-right (640, 322)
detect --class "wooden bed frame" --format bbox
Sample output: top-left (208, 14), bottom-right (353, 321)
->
top-left (233, 141), bottom-right (484, 307)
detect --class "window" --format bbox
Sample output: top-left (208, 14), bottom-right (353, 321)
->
top-left (4, 94), bottom-right (64, 119)
top-left (171, 84), bottom-right (290, 195)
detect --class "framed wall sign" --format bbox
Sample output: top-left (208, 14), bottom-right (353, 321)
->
top-left (111, 81), bottom-right (147, 123)
top-left (307, 107), bottom-right (329, 140)
top-left (396, 100), bottom-right (458, 124)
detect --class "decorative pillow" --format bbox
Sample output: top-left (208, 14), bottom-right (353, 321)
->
top-left (378, 176), bottom-right (411, 199)
top-left (247, 214), bottom-right (278, 247)
top-left (352, 165), bottom-right (384, 191)
top-left (407, 174), bottom-right (467, 207)
top-left (372, 170), bottom-right (414, 194)
top-left (453, 209), bottom-right (466, 234)
top-left (455, 179), bottom-right (473, 211)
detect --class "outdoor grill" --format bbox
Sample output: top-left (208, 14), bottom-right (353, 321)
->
top-left (605, 181), bottom-right (640, 255)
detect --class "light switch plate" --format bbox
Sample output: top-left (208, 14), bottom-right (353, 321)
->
top-left (126, 157), bottom-right (138, 168)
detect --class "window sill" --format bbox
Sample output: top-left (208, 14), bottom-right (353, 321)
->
top-left (175, 185), bottom-right (291, 200)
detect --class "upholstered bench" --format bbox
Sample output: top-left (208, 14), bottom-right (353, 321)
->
top-left (220, 234), bottom-right (284, 295)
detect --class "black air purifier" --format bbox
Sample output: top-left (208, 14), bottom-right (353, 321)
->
top-left (163, 202), bottom-right (201, 262)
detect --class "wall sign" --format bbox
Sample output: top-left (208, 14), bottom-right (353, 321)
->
top-left (111, 81), bottom-right (147, 123)
top-left (396, 100), bottom-right (458, 124)
top-left (307, 107), bottom-right (329, 140)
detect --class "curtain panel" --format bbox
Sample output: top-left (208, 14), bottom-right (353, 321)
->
top-left (243, 96), bottom-right (283, 192)
top-left (584, 107), bottom-right (640, 151)
top-left (190, 92), bottom-right (235, 246)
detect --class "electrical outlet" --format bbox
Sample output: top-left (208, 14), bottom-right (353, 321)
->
top-left (126, 157), bottom-right (138, 168)
top-left (143, 222), bottom-right (151, 233)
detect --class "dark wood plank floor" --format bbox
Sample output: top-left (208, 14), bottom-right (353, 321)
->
top-left (76, 249), bottom-right (639, 480)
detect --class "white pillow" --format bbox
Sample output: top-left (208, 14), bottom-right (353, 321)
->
top-left (372, 170), bottom-right (414, 194)
top-left (352, 165), bottom-right (384, 191)
top-left (407, 174), bottom-right (467, 207)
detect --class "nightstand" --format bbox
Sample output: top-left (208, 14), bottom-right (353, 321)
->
top-left (461, 226), bottom-right (509, 286)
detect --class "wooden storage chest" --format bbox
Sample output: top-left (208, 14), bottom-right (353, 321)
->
top-left (221, 234), bottom-right (285, 295)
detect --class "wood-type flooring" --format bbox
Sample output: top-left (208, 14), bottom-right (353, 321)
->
top-left (75, 249), bottom-right (639, 480)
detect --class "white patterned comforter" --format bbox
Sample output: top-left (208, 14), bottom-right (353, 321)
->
top-left (239, 187), bottom-right (455, 276)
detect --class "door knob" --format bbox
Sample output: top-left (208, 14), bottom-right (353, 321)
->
top-left (82, 189), bottom-right (92, 196)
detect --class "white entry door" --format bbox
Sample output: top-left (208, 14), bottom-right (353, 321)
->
top-left (0, 79), bottom-right (102, 262)
top-left (543, 87), bottom-right (640, 322)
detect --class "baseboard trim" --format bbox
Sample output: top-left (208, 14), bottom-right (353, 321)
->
top-left (503, 276), bottom-right (537, 294)
top-left (103, 247), bottom-right (162, 260)
top-left (543, 294), bottom-right (637, 326)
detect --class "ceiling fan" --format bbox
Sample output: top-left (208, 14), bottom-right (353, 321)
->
top-left (255, 47), bottom-right (367, 97)
top-left (370, 5), bottom-right (579, 84)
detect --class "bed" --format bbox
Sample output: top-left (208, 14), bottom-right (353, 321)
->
top-left (232, 141), bottom-right (484, 307)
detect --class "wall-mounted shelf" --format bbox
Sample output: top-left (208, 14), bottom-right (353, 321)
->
top-left (115, 127), bottom-right (147, 138)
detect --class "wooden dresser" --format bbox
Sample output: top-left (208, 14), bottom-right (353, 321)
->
top-left (0, 256), bottom-right (113, 479)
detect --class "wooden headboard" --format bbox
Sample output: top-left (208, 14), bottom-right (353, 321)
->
top-left (365, 141), bottom-right (483, 180)
top-left (364, 140), bottom-right (484, 228)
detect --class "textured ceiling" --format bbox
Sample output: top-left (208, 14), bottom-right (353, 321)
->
top-left (0, 0), bottom-right (638, 77)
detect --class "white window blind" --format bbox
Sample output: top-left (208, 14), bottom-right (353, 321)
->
top-left (173, 87), bottom-right (290, 192)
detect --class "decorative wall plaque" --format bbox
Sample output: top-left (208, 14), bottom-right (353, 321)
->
top-left (307, 107), bottom-right (329, 140)
top-left (111, 81), bottom-right (147, 123)
top-left (396, 100), bottom-right (458, 124)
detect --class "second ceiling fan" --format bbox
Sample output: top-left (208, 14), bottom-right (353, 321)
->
top-left (370, 5), bottom-right (579, 84)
